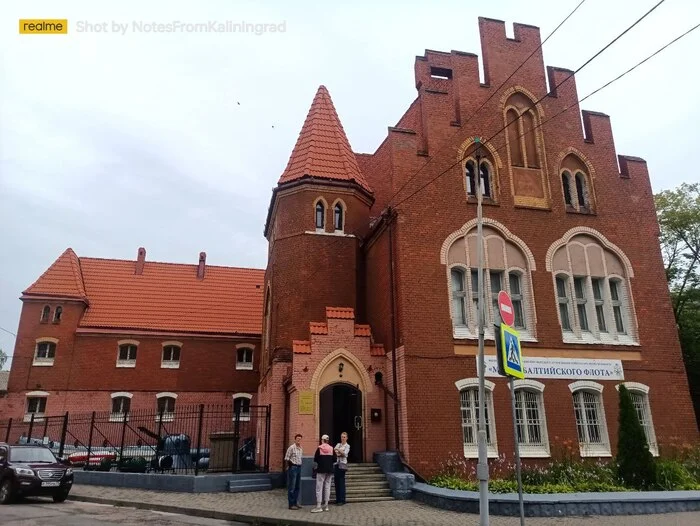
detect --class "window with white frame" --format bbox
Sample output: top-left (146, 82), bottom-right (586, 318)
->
top-left (156, 393), bottom-right (177, 422)
top-left (117, 343), bottom-right (137, 367)
top-left (25, 394), bottom-right (48, 422)
top-left (560, 154), bottom-right (594, 213)
top-left (570, 382), bottom-right (610, 457)
top-left (53, 306), bottom-right (63, 323)
top-left (333, 202), bottom-right (344, 232)
top-left (618, 383), bottom-right (658, 456)
top-left (40, 305), bottom-right (51, 323)
top-left (233, 394), bottom-right (252, 421)
top-left (110, 393), bottom-right (132, 422)
top-left (512, 381), bottom-right (549, 457)
top-left (33, 340), bottom-right (56, 366)
top-left (445, 224), bottom-right (536, 341)
top-left (236, 347), bottom-right (254, 370)
top-left (162, 344), bottom-right (181, 368)
top-left (315, 201), bottom-right (325, 230)
top-left (548, 232), bottom-right (637, 344)
top-left (457, 379), bottom-right (498, 458)
top-left (464, 159), bottom-right (493, 199)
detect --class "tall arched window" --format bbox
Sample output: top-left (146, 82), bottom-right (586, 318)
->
top-left (456, 379), bottom-right (498, 458)
top-left (40, 305), bottom-right (50, 323)
top-left (506, 108), bottom-right (523, 166)
top-left (575, 172), bottom-right (588, 208)
top-left (464, 159), bottom-right (494, 199)
top-left (569, 381), bottom-right (610, 457)
top-left (315, 201), bottom-right (325, 230)
top-left (444, 222), bottom-right (536, 341)
top-left (334, 203), bottom-right (344, 231)
top-left (511, 380), bottom-right (549, 457)
top-left (53, 306), bottom-right (62, 323)
top-left (548, 231), bottom-right (636, 343)
top-left (562, 172), bottom-right (573, 206)
top-left (522, 111), bottom-right (540, 168)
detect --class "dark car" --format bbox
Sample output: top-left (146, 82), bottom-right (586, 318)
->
top-left (0, 443), bottom-right (74, 504)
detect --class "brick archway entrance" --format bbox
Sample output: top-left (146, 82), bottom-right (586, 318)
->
top-left (319, 382), bottom-right (363, 463)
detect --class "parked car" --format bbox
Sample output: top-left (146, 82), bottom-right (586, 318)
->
top-left (0, 442), bottom-right (74, 504)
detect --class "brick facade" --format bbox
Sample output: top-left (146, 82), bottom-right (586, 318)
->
top-left (2, 16), bottom-right (697, 481)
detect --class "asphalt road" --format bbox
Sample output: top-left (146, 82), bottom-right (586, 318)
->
top-left (0, 498), bottom-right (247, 525)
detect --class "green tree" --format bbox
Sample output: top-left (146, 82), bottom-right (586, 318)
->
top-left (617, 385), bottom-right (656, 488)
top-left (655, 182), bottom-right (700, 424)
top-left (0, 348), bottom-right (7, 370)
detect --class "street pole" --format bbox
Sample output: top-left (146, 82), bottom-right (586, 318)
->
top-left (475, 138), bottom-right (490, 526)
top-left (509, 377), bottom-right (526, 526)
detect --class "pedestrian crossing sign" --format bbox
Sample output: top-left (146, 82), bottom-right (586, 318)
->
top-left (497, 323), bottom-right (524, 379)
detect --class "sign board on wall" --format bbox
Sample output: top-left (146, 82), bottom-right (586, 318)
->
top-left (298, 390), bottom-right (314, 414)
top-left (478, 356), bottom-right (624, 380)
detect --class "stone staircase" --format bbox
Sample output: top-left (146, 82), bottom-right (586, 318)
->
top-left (330, 462), bottom-right (394, 503)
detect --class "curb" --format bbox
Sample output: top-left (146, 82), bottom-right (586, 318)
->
top-left (68, 494), bottom-right (349, 526)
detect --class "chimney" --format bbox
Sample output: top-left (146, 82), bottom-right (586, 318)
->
top-left (197, 252), bottom-right (206, 280)
top-left (135, 247), bottom-right (146, 275)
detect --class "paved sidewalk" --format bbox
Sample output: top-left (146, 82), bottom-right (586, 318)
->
top-left (69, 485), bottom-right (700, 526)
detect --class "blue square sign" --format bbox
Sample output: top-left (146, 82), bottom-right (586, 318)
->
top-left (500, 324), bottom-right (524, 379)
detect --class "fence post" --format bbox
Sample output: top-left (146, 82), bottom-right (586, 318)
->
top-left (86, 412), bottom-right (96, 468)
top-left (232, 406), bottom-right (241, 472)
top-left (5, 418), bottom-right (11, 443)
top-left (58, 412), bottom-right (69, 458)
top-left (42, 415), bottom-right (49, 440)
top-left (265, 404), bottom-right (271, 473)
top-left (119, 411), bottom-right (128, 464)
top-left (194, 404), bottom-right (204, 476)
top-left (27, 413), bottom-right (35, 442)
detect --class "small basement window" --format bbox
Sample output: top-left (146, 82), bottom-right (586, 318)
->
top-left (430, 67), bottom-right (453, 80)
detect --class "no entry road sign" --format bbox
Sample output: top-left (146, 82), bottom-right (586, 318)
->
top-left (498, 290), bottom-right (515, 327)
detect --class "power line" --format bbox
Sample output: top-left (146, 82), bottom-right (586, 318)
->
top-left (387, 0), bottom-right (589, 208)
top-left (391, 0), bottom-right (668, 209)
top-left (0, 326), bottom-right (16, 338)
top-left (393, 5), bottom-right (685, 210)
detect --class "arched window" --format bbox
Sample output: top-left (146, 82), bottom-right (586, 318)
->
top-left (117, 343), bottom-right (138, 367)
top-left (522, 111), bottom-right (540, 168)
top-left (34, 339), bottom-right (57, 366)
top-left (506, 108), bottom-right (523, 166)
top-left (450, 268), bottom-right (467, 326)
top-left (40, 305), bottom-right (50, 323)
top-left (456, 379), bottom-right (498, 458)
top-left (334, 203), bottom-right (344, 231)
top-left (464, 159), bottom-right (493, 199)
top-left (562, 172), bottom-right (573, 206)
top-left (616, 383), bottom-right (657, 456)
top-left (444, 222), bottom-right (536, 341)
top-left (569, 381), bottom-right (610, 457)
top-left (161, 343), bottom-right (181, 368)
top-left (511, 380), bottom-right (549, 457)
top-left (110, 392), bottom-right (133, 422)
top-left (53, 306), bottom-right (62, 323)
top-left (575, 172), bottom-right (588, 208)
top-left (315, 201), bottom-right (325, 230)
top-left (236, 346), bottom-right (254, 370)
top-left (560, 154), bottom-right (594, 212)
top-left (548, 231), bottom-right (636, 343)
top-left (233, 393), bottom-right (252, 422)
top-left (156, 393), bottom-right (177, 422)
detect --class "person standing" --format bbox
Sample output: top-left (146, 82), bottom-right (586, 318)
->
top-left (334, 432), bottom-right (350, 505)
top-left (311, 434), bottom-right (336, 513)
top-left (284, 433), bottom-right (303, 510)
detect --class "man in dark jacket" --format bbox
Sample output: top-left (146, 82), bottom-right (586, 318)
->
top-left (311, 434), bottom-right (336, 512)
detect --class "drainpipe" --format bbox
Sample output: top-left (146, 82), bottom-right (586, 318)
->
top-left (387, 207), bottom-right (400, 452)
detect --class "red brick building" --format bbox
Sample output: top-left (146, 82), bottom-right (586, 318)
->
top-left (1, 248), bottom-right (263, 421)
top-left (2, 17), bottom-right (697, 478)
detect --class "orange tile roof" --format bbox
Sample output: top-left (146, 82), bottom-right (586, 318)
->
top-left (293, 340), bottom-right (312, 354)
top-left (370, 344), bottom-right (386, 357)
top-left (309, 322), bottom-right (329, 335)
top-left (354, 324), bottom-right (371, 337)
top-left (23, 248), bottom-right (87, 301)
top-left (24, 249), bottom-right (265, 335)
top-left (326, 307), bottom-right (355, 320)
top-left (278, 86), bottom-right (372, 193)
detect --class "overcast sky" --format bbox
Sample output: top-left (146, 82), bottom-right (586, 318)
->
top-left (1, 0), bottom-right (698, 370)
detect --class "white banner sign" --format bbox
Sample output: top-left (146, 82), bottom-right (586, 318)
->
top-left (478, 356), bottom-right (624, 380)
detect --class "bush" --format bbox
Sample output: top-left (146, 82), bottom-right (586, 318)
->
top-left (616, 385), bottom-right (656, 489)
top-left (655, 460), bottom-right (699, 491)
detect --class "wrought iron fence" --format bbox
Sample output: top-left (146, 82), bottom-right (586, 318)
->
top-left (0, 403), bottom-right (271, 475)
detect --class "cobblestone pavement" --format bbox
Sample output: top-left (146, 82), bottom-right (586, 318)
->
top-left (3, 498), bottom-right (242, 525)
top-left (69, 485), bottom-right (700, 526)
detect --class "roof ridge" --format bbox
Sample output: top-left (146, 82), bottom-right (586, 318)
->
top-left (79, 256), bottom-right (265, 272)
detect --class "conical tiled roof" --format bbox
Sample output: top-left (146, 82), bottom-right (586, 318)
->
top-left (23, 248), bottom-right (87, 300)
top-left (278, 86), bottom-right (372, 193)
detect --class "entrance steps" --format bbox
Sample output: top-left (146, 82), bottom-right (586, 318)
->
top-left (330, 462), bottom-right (394, 503)
top-left (228, 473), bottom-right (273, 493)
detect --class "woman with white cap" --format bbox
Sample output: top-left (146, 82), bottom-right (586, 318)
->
top-left (311, 434), bottom-right (336, 513)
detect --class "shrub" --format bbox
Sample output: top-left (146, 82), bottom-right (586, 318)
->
top-left (655, 460), bottom-right (698, 491)
top-left (616, 385), bottom-right (656, 489)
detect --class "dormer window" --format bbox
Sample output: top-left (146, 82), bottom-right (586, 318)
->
top-left (53, 306), bottom-right (62, 323)
top-left (40, 305), bottom-right (50, 323)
